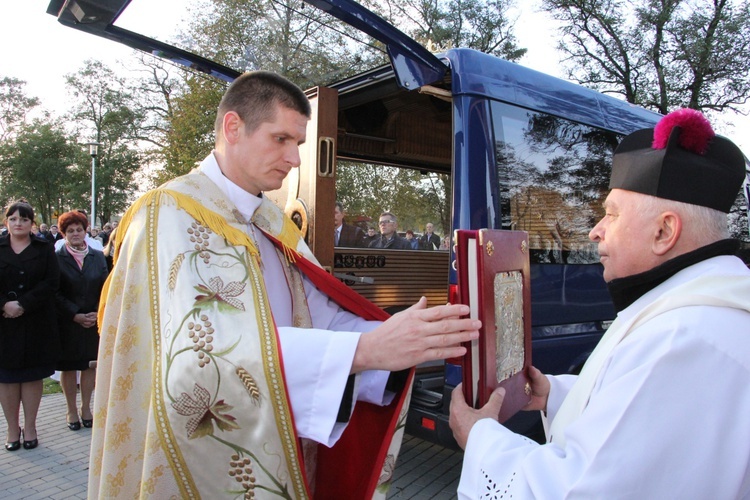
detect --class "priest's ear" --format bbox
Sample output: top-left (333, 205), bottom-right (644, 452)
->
top-left (651, 210), bottom-right (682, 256)
top-left (221, 111), bottom-right (243, 145)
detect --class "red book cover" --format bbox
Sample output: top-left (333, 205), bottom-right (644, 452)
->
top-left (454, 229), bottom-right (532, 422)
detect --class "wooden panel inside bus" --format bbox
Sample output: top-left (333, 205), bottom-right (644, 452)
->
top-left (333, 248), bottom-right (450, 311)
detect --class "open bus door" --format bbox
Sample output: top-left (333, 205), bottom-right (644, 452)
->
top-left (264, 87), bottom-right (339, 271)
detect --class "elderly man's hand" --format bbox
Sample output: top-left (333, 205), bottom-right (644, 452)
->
top-left (449, 383), bottom-right (505, 449)
top-left (522, 366), bottom-right (551, 412)
top-left (352, 297), bottom-right (480, 373)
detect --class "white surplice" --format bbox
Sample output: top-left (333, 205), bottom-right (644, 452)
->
top-left (459, 255), bottom-right (750, 499)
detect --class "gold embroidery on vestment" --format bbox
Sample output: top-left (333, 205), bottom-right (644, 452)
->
top-left (106, 417), bottom-right (133, 450)
top-left (147, 198), bottom-right (201, 499)
top-left (247, 251), bottom-right (308, 497)
top-left (112, 362), bottom-right (137, 401)
top-left (115, 323), bottom-right (138, 355)
top-left (103, 454), bottom-right (130, 497)
top-left (168, 253), bottom-right (185, 291)
top-left (140, 465), bottom-right (165, 495)
top-left (236, 367), bottom-right (262, 405)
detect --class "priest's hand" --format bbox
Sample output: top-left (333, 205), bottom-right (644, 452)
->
top-left (449, 383), bottom-right (505, 449)
top-left (351, 297), bottom-right (480, 373)
top-left (522, 366), bottom-right (550, 412)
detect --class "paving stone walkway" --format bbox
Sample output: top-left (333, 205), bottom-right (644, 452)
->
top-left (1, 392), bottom-right (461, 499)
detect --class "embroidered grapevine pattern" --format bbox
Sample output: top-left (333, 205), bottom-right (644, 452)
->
top-left (188, 222), bottom-right (213, 264)
top-left (171, 384), bottom-right (240, 439)
top-left (228, 454), bottom-right (258, 499)
top-left (187, 315), bottom-right (214, 368)
top-left (161, 218), bottom-right (293, 498)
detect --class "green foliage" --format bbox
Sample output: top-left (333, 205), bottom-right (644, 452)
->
top-left (154, 75), bottom-right (225, 186)
top-left (95, 143), bottom-right (142, 225)
top-left (0, 120), bottom-right (79, 223)
top-left (336, 162), bottom-right (451, 235)
top-left (0, 77), bottom-right (40, 142)
top-left (43, 377), bottom-right (62, 395)
top-left (542, 0), bottom-right (750, 114)
top-left (372, 0), bottom-right (526, 61)
top-left (64, 60), bottom-right (144, 225)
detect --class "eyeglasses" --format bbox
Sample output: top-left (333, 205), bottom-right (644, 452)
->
top-left (378, 220), bottom-right (395, 225)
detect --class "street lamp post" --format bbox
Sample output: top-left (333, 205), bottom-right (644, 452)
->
top-left (87, 142), bottom-right (102, 228)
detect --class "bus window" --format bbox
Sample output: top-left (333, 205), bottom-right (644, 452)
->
top-left (491, 101), bottom-right (621, 264)
top-left (333, 160), bottom-right (452, 310)
top-left (335, 160), bottom-right (451, 252)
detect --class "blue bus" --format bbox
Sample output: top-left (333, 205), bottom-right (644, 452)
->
top-left (50, 0), bottom-right (745, 448)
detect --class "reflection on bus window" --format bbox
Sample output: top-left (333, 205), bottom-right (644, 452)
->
top-left (335, 161), bottom-right (452, 251)
top-left (491, 102), bottom-right (621, 264)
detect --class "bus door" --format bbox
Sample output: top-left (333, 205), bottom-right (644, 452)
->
top-left (265, 86), bottom-right (339, 271)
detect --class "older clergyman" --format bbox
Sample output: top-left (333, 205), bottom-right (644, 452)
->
top-left (450, 108), bottom-right (750, 498)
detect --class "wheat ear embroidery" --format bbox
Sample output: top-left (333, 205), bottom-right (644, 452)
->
top-left (168, 253), bottom-right (185, 291)
top-left (236, 367), bottom-right (261, 406)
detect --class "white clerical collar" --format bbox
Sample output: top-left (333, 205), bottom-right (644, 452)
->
top-left (199, 152), bottom-right (262, 222)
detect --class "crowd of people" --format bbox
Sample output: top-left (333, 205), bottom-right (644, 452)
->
top-left (334, 202), bottom-right (447, 251)
top-left (0, 202), bottom-right (114, 452)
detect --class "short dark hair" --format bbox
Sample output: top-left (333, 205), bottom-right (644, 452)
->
top-left (58, 211), bottom-right (89, 234)
top-left (5, 199), bottom-right (34, 220)
top-left (379, 211), bottom-right (397, 222)
top-left (215, 71), bottom-right (311, 138)
top-left (335, 201), bottom-right (344, 212)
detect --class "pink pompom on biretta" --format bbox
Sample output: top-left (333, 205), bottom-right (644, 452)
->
top-left (652, 108), bottom-right (715, 154)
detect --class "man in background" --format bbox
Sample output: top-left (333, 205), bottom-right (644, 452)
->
top-left (362, 226), bottom-right (378, 246)
top-left (419, 222), bottom-right (441, 250)
top-left (334, 201), bottom-right (365, 247)
top-left (45, 224), bottom-right (63, 243)
top-left (38, 223), bottom-right (51, 240)
top-left (369, 212), bottom-right (410, 249)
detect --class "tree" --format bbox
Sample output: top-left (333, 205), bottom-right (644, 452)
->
top-left (336, 162), bottom-right (451, 235)
top-left (541, 0), bottom-right (750, 114)
top-left (372, 0), bottom-right (526, 61)
top-left (124, 54), bottom-right (178, 151)
top-left (93, 143), bottom-right (141, 225)
top-left (0, 120), bottom-right (79, 223)
top-left (0, 77), bottom-right (40, 142)
top-left (65, 60), bottom-right (143, 225)
top-left (154, 74), bottom-right (226, 185)
top-left (185, 0), bottom-right (376, 87)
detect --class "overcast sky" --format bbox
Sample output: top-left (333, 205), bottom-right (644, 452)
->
top-left (3, 0), bottom-right (749, 155)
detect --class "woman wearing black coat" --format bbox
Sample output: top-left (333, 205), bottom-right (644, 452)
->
top-left (0, 200), bottom-right (60, 451)
top-left (55, 211), bottom-right (108, 431)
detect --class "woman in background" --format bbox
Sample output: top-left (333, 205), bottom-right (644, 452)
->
top-left (101, 225), bottom-right (117, 272)
top-left (0, 200), bottom-right (60, 451)
top-left (55, 211), bottom-right (108, 431)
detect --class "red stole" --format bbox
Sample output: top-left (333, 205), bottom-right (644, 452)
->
top-left (266, 234), bottom-right (415, 499)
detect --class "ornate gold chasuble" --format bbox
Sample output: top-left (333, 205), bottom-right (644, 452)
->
top-left (90, 171), bottom-right (412, 499)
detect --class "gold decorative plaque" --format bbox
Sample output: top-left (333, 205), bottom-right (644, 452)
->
top-left (493, 270), bottom-right (525, 383)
